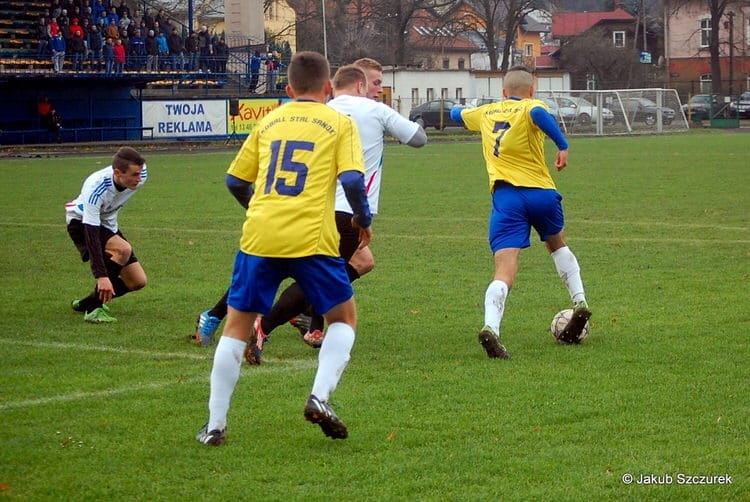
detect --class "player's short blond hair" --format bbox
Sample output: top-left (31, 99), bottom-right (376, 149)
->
top-left (332, 65), bottom-right (367, 90)
top-left (503, 65), bottom-right (535, 97)
top-left (353, 57), bottom-right (382, 72)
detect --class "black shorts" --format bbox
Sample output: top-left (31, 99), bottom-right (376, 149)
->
top-left (66, 219), bottom-right (138, 264)
top-left (335, 211), bottom-right (361, 262)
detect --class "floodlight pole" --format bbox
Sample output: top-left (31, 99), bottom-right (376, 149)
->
top-left (322, 0), bottom-right (328, 60)
top-left (188, 0), bottom-right (194, 35)
top-left (727, 11), bottom-right (734, 97)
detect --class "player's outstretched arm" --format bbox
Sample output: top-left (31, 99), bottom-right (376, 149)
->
top-left (449, 106), bottom-right (465, 126)
top-left (530, 106), bottom-right (569, 171)
top-left (406, 126), bottom-right (427, 147)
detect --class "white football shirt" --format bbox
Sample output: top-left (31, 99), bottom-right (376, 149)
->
top-left (65, 165), bottom-right (148, 232)
top-left (328, 95), bottom-right (420, 215)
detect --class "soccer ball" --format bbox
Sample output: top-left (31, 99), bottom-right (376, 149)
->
top-left (550, 308), bottom-right (590, 344)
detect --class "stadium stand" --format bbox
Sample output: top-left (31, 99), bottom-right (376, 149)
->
top-left (0, 1), bottom-right (47, 56)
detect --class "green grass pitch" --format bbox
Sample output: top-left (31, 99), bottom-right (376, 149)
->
top-left (0, 131), bottom-right (748, 500)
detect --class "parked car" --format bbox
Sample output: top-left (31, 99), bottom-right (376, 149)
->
top-left (538, 97), bottom-right (577, 126)
top-left (681, 94), bottom-right (721, 121)
top-left (465, 97), bottom-right (502, 108)
top-left (546, 96), bottom-right (615, 126)
top-left (408, 99), bottom-right (463, 129)
top-left (729, 91), bottom-right (750, 119)
top-left (606, 97), bottom-right (676, 125)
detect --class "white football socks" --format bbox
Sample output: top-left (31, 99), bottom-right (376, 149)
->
top-left (311, 322), bottom-right (354, 402)
top-left (208, 336), bottom-right (247, 431)
top-left (551, 246), bottom-right (586, 305)
top-left (484, 280), bottom-right (509, 334)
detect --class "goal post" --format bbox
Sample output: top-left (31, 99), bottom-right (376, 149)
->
top-left (535, 88), bottom-right (689, 136)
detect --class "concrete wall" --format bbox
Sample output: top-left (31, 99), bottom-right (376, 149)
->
top-left (383, 68), bottom-right (571, 116)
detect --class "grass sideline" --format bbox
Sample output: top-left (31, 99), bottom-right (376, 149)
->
top-left (0, 133), bottom-right (748, 500)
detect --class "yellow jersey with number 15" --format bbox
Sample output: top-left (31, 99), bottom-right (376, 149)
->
top-left (461, 98), bottom-right (555, 190)
top-left (228, 100), bottom-right (365, 258)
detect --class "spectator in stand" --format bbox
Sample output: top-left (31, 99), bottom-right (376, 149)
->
top-left (106, 7), bottom-right (119, 29)
top-left (50, 31), bottom-right (66, 73)
top-left (197, 25), bottom-right (212, 72)
top-left (209, 29), bottom-right (220, 72)
top-left (71, 5), bottom-right (83, 25)
top-left (265, 52), bottom-right (279, 93)
top-left (119, 12), bottom-right (131, 33)
top-left (103, 36), bottom-right (114, 75)
top-left (81, 17), bottom-right (91, 54)
top-left (69, 17), bottom-right (84, 39)
top-left (145, 29), bottom-right (159, 72)
top-left (113, 38), bottom-right (126, 75)
top-left (95, 7), bottom-right (108, 28)
top-left (129, 28), bottom-right (145, 71)
top-left (152, 20), bottom-right (162, 40)
top-left (118, 28), bottom-right (129, 65)
top-left (92, 0), bottom-right (106, 22)
top-left (185, 31), bottom-right (199, 71)
top-left (155, 30), bottom-right (169, 71)
top-left (116, 0), bottom-right (130, 19)
top-left (248, 50), bottom-right (262, 92)
top-left (58, 9), bottom-right (71, 46)
top-left (82, 6), bottom-right (95, 26)
top-left (106, 18), bottom-right (119, 40)
top-left (154, 10), bottom-right (168, 34)
top-left (167, 27), bottom-right (185, 71)
top-left (70, 31), bottom-right (86, 71)
top-left (37, 15), bottom-right (50, 60)
top-left (47, 16), bottom-right (60, 40)
top-left (143, 7), bottom-right (154, 31)
top-left (214, 37), bottom-right (228, 74)
top-left (50, 0), bottom-right (63, 20)
top-left (88, 24), bottom-right (103, 71)
top-left (131, 8), bottom-right (143, 33)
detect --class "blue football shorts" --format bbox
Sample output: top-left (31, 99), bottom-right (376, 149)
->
top-left (488, 182), bottom-right (565, 253)
top-left (227, 251), bottom-right (354, 316)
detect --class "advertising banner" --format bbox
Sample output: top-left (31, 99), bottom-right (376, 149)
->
top-left (142, 100), bottom-right (227, 138)
top-left (229, 99), bottom-right (287, 135)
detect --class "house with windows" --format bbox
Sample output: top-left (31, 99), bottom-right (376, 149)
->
top-left (516, 10), bottom-right (553, 69)
top-left (408, 9), bottom-right (479, 70)
top-left (664, 0), bottom-right (750, 96)
top-left (550, 6), bottom-right (640, 88)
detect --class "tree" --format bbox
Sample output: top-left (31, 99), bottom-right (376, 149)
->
top-left (497, 0), bottom-right (536, 71)
top-left (448, 0), bottom-right (504, 71)
top-left (706, 0), bottom-right (731, 96)
top-left (558, 27), bottom-right (645, 88)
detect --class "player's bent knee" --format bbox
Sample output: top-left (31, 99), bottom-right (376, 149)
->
top-left (128, 276), bottom-right (147, 291)
top-left (106, 241), bottom-right (134, 265)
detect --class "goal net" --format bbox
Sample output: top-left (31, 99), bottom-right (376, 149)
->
top-left (535, 88), bottom-right (688, 136)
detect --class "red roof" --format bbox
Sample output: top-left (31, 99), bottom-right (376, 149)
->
top-left (552, 7), bottom-right (634, 37)
top-left (408, 9), bottom-right (479, 51)
top-left (535, 55), bottom-right (558, 69)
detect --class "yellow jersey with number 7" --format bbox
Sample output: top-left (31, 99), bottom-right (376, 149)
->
top-left (227, 100), bottom-right (365, 257)
top-left (461, 98), bottom-right (556, 190)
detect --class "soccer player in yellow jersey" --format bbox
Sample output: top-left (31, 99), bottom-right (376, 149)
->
top-left (451, 65), bottom-right (591, 358)
top-left (196, 52), bottom-right (372, 445)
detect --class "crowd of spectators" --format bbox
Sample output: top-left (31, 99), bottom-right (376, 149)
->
top-left (34, 0), bottom-right (230, 75)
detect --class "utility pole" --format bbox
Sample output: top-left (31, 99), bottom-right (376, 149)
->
top-left (727, 11), bottom-right (734, 97)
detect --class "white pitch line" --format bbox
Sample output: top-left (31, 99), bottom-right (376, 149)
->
top-left (0, 338), bottom-right (317, 411)
top-left (1, 338), bottom-right (211, 360)
top-left (1, 219), bottom-right (748, 233)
